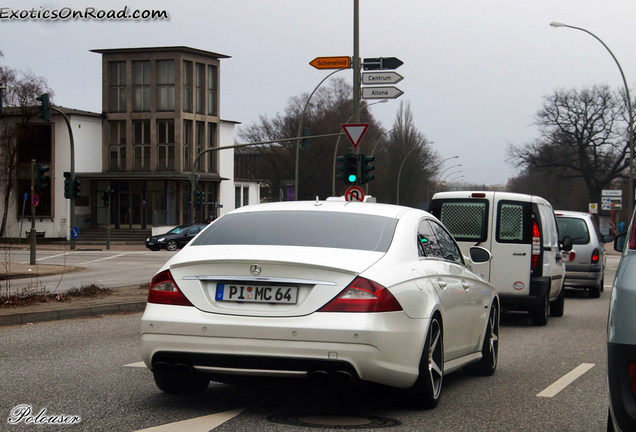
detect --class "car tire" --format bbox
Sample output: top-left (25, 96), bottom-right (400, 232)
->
top-left (407, 316), bottom-right (443, 409)
top-left (153, 372), bottom-right (210, 394)
top-left (550, 285), bottom-right (565, 317)
top-left (464, 302), bottom-right (499, 376)
top-left (530, 294), bottom-right (549, 326)
top-left (166, 240), bottom-right (178, 252)
top-left (589, 279), bottom-right (602, 298)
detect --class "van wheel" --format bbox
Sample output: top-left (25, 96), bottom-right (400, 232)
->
top-left (550, 286), bottom-right (565, 317)
top-left (530, 294), bottom-right (548, 326)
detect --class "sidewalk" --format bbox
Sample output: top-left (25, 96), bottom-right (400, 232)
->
top-left (0, 244), bottom-right (150, 327)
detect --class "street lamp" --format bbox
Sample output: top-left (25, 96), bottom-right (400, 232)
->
top-left (296, 68), bottom-right (346, 200)
top-left (426, 155), bottom-right (459, 204)
top-left (550, 21), bottom-right (634, 213)
top-left (396, 146), bottom-right (420, 205)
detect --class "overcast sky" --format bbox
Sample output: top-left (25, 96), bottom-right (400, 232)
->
top-left (2, 0), bottom-right (636, 185)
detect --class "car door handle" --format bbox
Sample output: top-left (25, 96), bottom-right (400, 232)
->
top-left (437, 279), bottom-right (447, 289)
top-left (462, 281), bottom-right (470, 290)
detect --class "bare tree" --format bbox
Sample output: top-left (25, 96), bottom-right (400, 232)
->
top-left (0, 53), bottom-right (53, 237)
top-left (374, 101), bottom-right (440, 207)
top-left (508, 85), bottom-right (630, 204)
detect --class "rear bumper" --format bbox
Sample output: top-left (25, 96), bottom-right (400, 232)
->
top-left (499, 277), bottom-right (550, 311)
top-left (564, 268), bottom-right (603, 288)
top-left (140, 303), bottom-right (428, 389)
top-left (608, 342), bottom-right (636, 432)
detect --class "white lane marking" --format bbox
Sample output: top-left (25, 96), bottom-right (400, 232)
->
top-left (79, 252), bottom-right (134, 265)
top-left (132, 408), bottom-right (247, 432)
top-left (123, 362), bottom-right (146, 368)
top-left (537, 363), bottom-right (595, 398)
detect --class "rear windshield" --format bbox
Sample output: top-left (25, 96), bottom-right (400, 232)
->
top-left (431, 200), bottom-right (489, 242)
top-left (191, 210), bottom-right (397, 252)
top-left (556, 217), bottom-right (590, 244)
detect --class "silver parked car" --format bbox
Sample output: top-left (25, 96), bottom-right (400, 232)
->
top-left (607, 206), bottom-right (636, 431)
top-left (555, 210), bottom-right (611, 298)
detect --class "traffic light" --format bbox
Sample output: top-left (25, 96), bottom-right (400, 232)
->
top-left (63, 172), bottom-right (71, 199)
top-left (184, 194), bottom-right (192, 208)
top-left (73, 178), bottom-right (81, 199)
top-left (336, 153), bottom-right (359, 185)
top-left (101, 191), bottom-right (110, 207)
top-left (34, 164), bottom-right (50, 192)
top-left (359, 154), bottom-right (375, 184)
top-left (36, 93), bottom-right (50, 122)
top-left (193, 190), bottom-right (204, 207)
top-left (301, 127), bottom-right (311, 150)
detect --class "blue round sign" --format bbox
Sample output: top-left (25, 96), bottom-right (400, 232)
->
top-left (70, 226), bottom-right (80, 240)
top-left (23, 192), bottom-right (28, 201)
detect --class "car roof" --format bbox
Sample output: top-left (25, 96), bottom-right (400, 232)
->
top-left (228, 200), bottom-right (416, 220)
top-left (554, 210), bottom-right (592, 219)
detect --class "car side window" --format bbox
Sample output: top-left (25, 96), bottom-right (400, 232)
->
top-left (429, 220), bottom-right (464, 265)
top-left (417, 220), bottom-right (443, 258)
top-left (187, 226), bottom-right (200, 235)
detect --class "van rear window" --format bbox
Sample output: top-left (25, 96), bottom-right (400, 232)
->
top-left (496, 201), bottom-right (532, 244)
top-left (435, 201), bottom-right (488, 242)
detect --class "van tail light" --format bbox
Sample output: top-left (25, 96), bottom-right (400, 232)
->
top-left (591, 248), bottom-right (600, 264)
top-left (629, 222), bottom-right (636, 249)
top-left (318, 277), bottom-right (403, 313)
top-left (148, 270), bottom-right (193, 306)
top-left (569, 251), bottom-right (576, 261)
top-left (531, 220), bottom-right (541, 269)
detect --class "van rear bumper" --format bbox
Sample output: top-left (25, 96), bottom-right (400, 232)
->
top-left (499, 277), bottom-right (550, 311)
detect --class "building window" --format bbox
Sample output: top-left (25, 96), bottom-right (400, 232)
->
top-left (235, 184), bottom-right (250, 209)
top-left (208, 65), bottom-right (217, 116)
top-left (243, 185), bottom-right (249, 207)
top-left (157, 119), bottom-right (175, 170)
top-left (195, 63), bottom-right (205, 114)
top-left (183, 60), bottom-right (192, 113)
top-left (133, 120), bottom-right (150, 170)
top-left (109, 120), bottom-right (126, 171)
top-left (195, 121), bottom-right (205, 171)
top-left (133, 60), bottom-right (150, 111)
top-left (183, 120), bottom-right (192, 171)
top-left (157, 60), bottom-right (175, 111)
top-left (109, 61), bottom-right (126, 112)
top-left (207, 122), bottom-right (217, 173)
top-left (235, 185), bottom-right (241, 209)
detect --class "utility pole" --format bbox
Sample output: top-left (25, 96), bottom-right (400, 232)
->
top-left (353, 0), bottom-right (360, 125)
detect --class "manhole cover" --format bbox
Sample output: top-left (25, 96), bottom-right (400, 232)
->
top-left (268, 413), bottom-right (401, 429)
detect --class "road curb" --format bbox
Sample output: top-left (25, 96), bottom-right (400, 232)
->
top-left (0, 301), bottom-right (147, 327)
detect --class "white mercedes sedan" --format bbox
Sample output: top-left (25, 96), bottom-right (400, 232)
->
top-left (140, 200), bottom-right (499, 409)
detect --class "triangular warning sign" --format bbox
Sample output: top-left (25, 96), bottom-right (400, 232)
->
top-left (341, 123), bottom-right (369, 149)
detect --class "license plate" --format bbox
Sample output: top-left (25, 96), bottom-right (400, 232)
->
top-left (215, 283), bottom-right (298, 304)
top-left (148, 242), bottom-right (155, 246)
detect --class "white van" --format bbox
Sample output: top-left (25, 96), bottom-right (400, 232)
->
top-left (430, 191), bottom-right (572, 326)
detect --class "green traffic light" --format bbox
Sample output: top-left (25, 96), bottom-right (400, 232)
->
top-left (348, 174), bottom-right (357, 183)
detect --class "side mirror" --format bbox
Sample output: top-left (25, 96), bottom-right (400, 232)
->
top-left (615, 233), bottom-right (627, 253)
top-left (561, 235), bottom-right (573, 252)
top-left (468, 246), bottom-right (492, 264)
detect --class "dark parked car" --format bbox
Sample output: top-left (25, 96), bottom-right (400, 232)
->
top-left (146, 223), bottom-right (207, 251)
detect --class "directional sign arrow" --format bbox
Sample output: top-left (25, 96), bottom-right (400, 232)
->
top-left (309, 56), bottom-right (351, 70)
top-left (361, 86), bottom-right (404, 100)
top-left (362, 57), bottom-right (404, 71)
top-left (362, 71), bottom-right (404, 85)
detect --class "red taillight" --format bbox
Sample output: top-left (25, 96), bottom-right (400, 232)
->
top-left (148, 270), bottom-right (193, 306)
top-left (569, 251), bottom-right (576, 261)
top-left (532, 220), bottom-right (541, 269)
top-left (471, 193), bottom-right (486, 198)
top-left (318, 277), bottom-right (403, 313)
top-left (629, 224), bottom-right (636, 249)
top-left (629, 363), bottom-right (636, 399)
top-left (591, 249), bottom-right (600, 264)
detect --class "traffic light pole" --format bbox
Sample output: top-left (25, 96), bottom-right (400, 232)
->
top-left (50, 106), bottom-right (76, 250)
top-left (30, 160), bottom-right (36, 265)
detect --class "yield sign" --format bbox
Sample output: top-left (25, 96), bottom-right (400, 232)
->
top-left (341, 123), bottom-right (369, 149)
